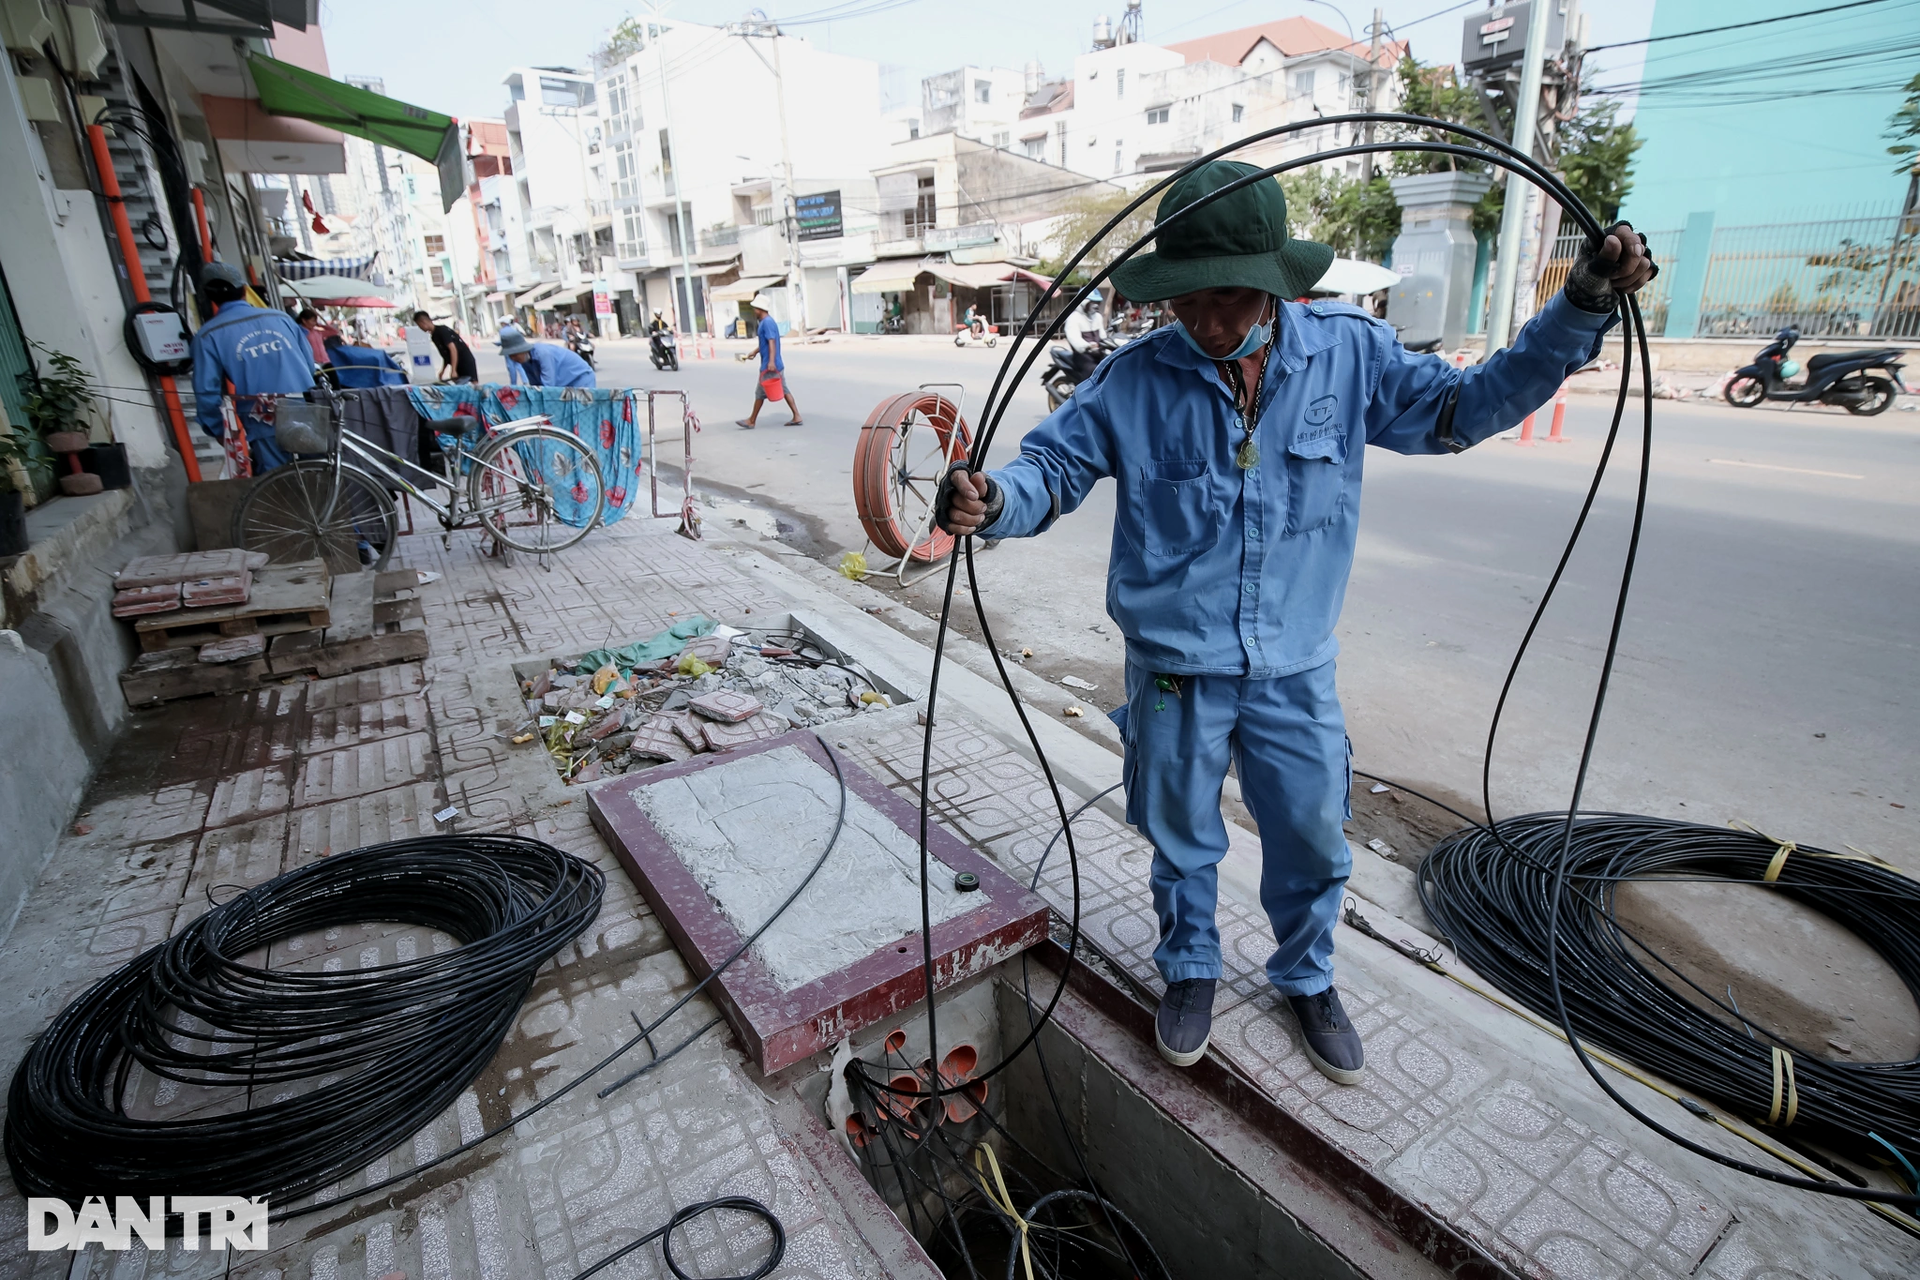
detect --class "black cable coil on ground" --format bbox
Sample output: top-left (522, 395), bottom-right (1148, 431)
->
top-left (5, 835), bottom-right (603, 1208)
top-left (1418, 813), bottom-right (1920, 1173)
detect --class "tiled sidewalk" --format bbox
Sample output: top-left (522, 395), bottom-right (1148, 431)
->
top-left (837, 717), bottom-right (1920, 1280)
top-left (0, 518), bottom-right (924, 1280)
top-left (3, 512), bottom-right (1915, 1279)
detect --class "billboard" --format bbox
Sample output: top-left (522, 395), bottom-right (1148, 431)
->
top-left (795, 190), bottom-right (843, 242)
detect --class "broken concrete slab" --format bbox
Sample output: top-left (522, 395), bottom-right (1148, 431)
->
top-left (111, 582), bottom-right (182, 617)
top-left (181, 571), bottom-right (251, 609)
top-left (700, 712), bottom-right (788, 753)
top-left (689, 688), bottom-right (764, 723)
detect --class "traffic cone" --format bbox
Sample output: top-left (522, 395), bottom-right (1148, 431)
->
top-left (1547, 382), bottom-right (1569, 443)
top-left (1514, 412), bottom-right (1536, 447)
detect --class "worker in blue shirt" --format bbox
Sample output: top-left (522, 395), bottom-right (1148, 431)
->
top-left (936, 161), bottom-right (1656, 1085)
top-left (736, 293), bottom-right (802, 428)
top-left (499, 328), bottom-right (595, 388)
top-left (497, 320), bottom-right (527, 385)
top-left (189, 262), bottom-right (315, 471)
top-left (322, 333), bottom-right (407, 388)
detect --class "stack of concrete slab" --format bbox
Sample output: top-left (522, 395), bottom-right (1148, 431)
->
top-left (119, 563), bottom-right (429, 708)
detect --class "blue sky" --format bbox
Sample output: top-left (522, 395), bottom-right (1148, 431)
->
top-left (316, 0), bottom-right (1658, 125)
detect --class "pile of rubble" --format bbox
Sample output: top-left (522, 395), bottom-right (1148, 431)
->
top-left (518, 626), bottom-right (892, 784)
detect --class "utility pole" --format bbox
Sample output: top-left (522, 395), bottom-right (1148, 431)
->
top-left (1483, 0), bottom-right (1551, 356)
top-left (734, 19), bottom-right (808, 333)
top-left (650, 5), bottom-right (702, 336)
top-left (1360, 7), bottom-right (1382, 184)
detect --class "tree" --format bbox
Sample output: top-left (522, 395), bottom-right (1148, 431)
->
top-left (597, 16), bottom-right (648, 68)
top-left (1558, 99), bottom-right (1641, 224)
top-left (1282, 169), bottom-right (1400, 262)
top-left (1038, 186), bottom-right (1160, 285)
top-left (1888, 71), bottom-right (1920, 174)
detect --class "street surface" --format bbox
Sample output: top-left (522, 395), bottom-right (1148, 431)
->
top-left (483, 334), bottom-right (1919, 869)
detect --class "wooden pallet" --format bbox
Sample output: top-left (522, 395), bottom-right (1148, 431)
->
top-left (269, 569), bottom-right (428, 678)
top-left (120, 568), bottom-right (427, 707)
top-left (131, 560), bottom-right (330, 652)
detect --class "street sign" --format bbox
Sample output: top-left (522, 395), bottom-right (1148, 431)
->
top-left (795, 190), bottom-right (843, 242)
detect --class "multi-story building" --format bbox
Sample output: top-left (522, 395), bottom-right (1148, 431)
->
top-left (591, 17), bottom-right (886, 335)
top-left (498, 67), bottom-right (609, 335)
top-left (987, 14), bottom-right (1404, 186)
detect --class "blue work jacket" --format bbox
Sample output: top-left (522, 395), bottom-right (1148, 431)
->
top-left (189, 302), bottom-right (315, 435)
top-left (980, 292), bottom-right (1616, 678)
top-left (519, 342), bottom-right (596, 389)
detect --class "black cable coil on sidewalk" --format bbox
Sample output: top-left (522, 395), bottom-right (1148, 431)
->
top-left (5, 835), bottom-right (603, 1208)
top-left (1418, 813), bottom-right (1920, 1171)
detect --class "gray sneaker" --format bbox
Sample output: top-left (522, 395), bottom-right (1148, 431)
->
top-left (1155, 977), bottom-right (1216, 1067)
top-left (1288, 987), bottom-right (1364, 1085)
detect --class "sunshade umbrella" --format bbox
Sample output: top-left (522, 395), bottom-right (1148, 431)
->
top-left (283, 274), bottom-right (395, 302)
top-left (1312, 258), bottom-right (1401, 295)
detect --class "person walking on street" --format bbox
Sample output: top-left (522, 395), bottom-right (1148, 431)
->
top-left (934, 161), bottom-right (1655, 1084)
top-left (415, 310), bottom-right (478, 383)
top-left (190, 262), bottom-right (316, 472)
top-left (737, 293), bottom-right (802, 428)
top-left (498, 329), bottom-right (595, 388)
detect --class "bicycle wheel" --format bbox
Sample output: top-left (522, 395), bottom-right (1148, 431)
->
top-left (467, 426), bottom-right (605, 554)
top-left (233, 460), bottom-right (398, 573)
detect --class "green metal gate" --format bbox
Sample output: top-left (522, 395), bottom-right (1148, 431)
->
top-left (0, 263), bottom-right (32, 434)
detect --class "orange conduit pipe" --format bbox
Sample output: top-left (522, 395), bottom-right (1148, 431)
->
top-left (190, 187), bottom-right (214, 261)
top-left (87, 123), bottom-right (202, 483)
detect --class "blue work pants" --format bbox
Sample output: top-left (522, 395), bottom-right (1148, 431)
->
top-left (1118, 658), bottom-right (1352, 995)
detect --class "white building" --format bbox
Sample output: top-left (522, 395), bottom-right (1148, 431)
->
top-left (995, 14), bottom-right (1404, 185)
top-left (591, 17), bottom-right (886, 335)
top-left (499, 67), bottom-right (610, 334)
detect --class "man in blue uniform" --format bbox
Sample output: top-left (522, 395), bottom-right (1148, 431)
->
top-left (499, 329), bottom-right (595, 388)
top-left (936, 162), bottom-right (1654, 1084)
top-left (190, 263), bottom-right (315, 471)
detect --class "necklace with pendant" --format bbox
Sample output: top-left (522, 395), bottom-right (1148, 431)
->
top-left (1220, 308), bottom-right (1278, 471)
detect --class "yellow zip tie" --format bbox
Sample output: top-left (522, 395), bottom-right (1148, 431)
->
top-left (974, 1143), bottom-right (1033, 1280)
top-left (1768, 1047), bottom-right (1799, 1127)
top-left (1764, 840), bottom-right (1796, 883)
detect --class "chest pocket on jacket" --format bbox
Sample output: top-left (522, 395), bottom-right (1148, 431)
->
top-left (1135, 458), bottom-right (1219, 558)
top-left (1284, 430), bottom-right (1349, 535)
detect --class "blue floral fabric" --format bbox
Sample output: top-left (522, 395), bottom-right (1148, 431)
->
top-left (407, 384), bottom-right (648, 527)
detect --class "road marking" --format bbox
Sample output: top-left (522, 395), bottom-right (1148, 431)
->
top-left (1707, 459), bottom-right (1864, 480)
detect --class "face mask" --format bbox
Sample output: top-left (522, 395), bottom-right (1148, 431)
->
top-left (1175, 298), bottom-right (1274, 361)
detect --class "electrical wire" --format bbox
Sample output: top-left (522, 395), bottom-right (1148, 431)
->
top-left (1418, 813), bottom-right (1920, 1173)
top-left (4, 835), bottom-right (604, 1207)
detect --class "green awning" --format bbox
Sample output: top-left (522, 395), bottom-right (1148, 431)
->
top-left (246, 54), bottom-right (465, 210)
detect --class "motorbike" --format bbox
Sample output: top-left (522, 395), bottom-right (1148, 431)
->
top-left (649, 328), bottom-right (679, 371)
top-left (954, 320), bottom-right (998, 348)
top-left (1725, 327), bottom-right (1905, 416)
top-left (567, 332), bottom-right (596, 370)
top-left (1042, 338), bottom-right (1119, 410)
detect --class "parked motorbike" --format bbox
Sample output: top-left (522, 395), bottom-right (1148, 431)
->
top-left (649, 329), bottom-right (680, 371)
top-left (1725, 327), bottom-right (1905, 416)
top-left (568, 333), bottom-right (596, 370)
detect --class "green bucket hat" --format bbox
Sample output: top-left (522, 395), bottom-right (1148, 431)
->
top-left (1108, 160), bottom-right (1334, 303)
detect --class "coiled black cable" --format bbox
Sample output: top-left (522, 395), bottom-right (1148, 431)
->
top-left (5, 835), bottom-right (603, 1207)
top-left (1418, 813), bottom-right (1920, 1171)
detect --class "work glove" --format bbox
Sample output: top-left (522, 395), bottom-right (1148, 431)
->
top-left (1564, 221), bottom-right (1659, 314)
top-left (934, 461), bottom-right (1002, 536)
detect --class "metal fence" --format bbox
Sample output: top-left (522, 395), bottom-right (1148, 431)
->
top-left (1695, 213), bottom-right (1920, 339)
top-left (1524, 215), bottom-right (1920, 339)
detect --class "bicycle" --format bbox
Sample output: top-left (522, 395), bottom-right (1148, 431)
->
top-left (232, 389), bottom-right (607, 573)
